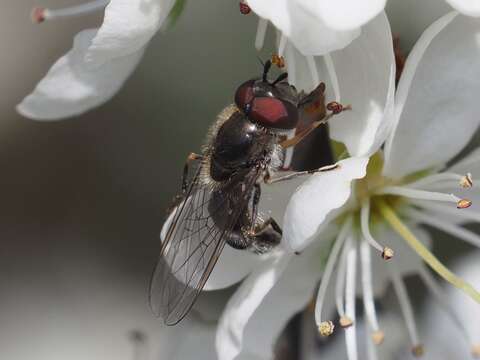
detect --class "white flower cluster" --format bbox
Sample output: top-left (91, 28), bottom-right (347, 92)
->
top-left (16, 0), bottom-right (480, 359)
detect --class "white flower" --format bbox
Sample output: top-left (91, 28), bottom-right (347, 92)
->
top-left (17, 0), bottom-right (175, 120)
top-left (284, 11), bottom-right (480, 359)
top-left (203, 12), bottom-right (395, 360)
top-left (212, 11), bottom-right (480, 360)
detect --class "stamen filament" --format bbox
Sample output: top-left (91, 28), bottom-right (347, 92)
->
top-left (389, 266), bottom-right (421, 350)
top-left (360, 239), bottom-right (383, 343)
top-left (324, 54), bottom-right (340, 101)
top-left (407, 172), bottom-right (466, 189)
top-left (345, 238), bottom-right (358, 360)
top-left (365, 323), bottom-right (379, 360)
top-left (33, 0), bottom-right (109, 22)
top-left (408, 208), bottom-right (480, 248)
top-left (282, 129), bottom-right (295, 169)
top-left (377, 198), bottom-right (480, 304)
top-left (418, 266), bottom-right (472, 345)
top-left (255, 18), bottom-right (268, 51)
top-left (335, 236), bottom-right (349, 318)
top-left (285, 42), bottom-right (297, 85)
top-left (315, 218), bottom-right (352, 327)
top-left (278, 34), bottom-right (287, 57)
top-left (306, 56), bottom-right (320, 89)
top-left (410, 200), bottom-right (480, 223)
top-left (377, 186), bottom-right (463, 205)
top-left (361, 199), bottom-right (388, 254)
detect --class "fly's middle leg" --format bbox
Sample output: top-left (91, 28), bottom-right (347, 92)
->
top-left (264, 163), bottom-right (340, 184)
top-left (249, 217), bottom-right (283, 254)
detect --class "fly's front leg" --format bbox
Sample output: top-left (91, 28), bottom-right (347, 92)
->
top-left (248, 184), bottom-right (261, 236)
top-left (182, 152), bottom-right (203, 193)
top-left (265, 163), bottom-right (340, 184)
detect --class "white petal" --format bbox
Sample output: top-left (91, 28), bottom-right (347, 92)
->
top-left (204, 246), bottom-right (261, 291)
top-left (448, 147), bottom-right (480, 176)
top-left (283, 157), bottom-right (369, 253)
top-left (216, 242), bottom-right (331, 360)
top-left (297, 0), bottom-right (386, 31)
top-left (259, 171), bottom-right (310, 226)
top-left (384, 13), bottom-right (480, 178)
top-left (248, 0), bottom-right (359, 55)
top-left (369, 224), bottom-right (432, 296)
top-left (445, 0), bottom-right (480, 16)
top-left (282, 13), bottom-right (394, 157)
top-left (328, 12), bottom-right (396, 157)
top-left (160, 200), bottom-right (261, 291)
top-left (17, 29), bottom-right (143, 121)
top-left (85, 0), bottom-right (175, 66)
top-left (216, 251), bottom-right (292, 360)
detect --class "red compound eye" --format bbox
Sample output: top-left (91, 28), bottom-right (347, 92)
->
top-left (249, 97), bottom-right (298, 129)
top-left (234, 80), bottom-right (255, 113)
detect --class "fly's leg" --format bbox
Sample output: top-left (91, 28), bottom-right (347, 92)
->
top-left (250, 217), bottom-right (283, 254)
top-left (248, 184), bottom-right (261, 235)
top-left (182, 152), bottom-right (203, 193)
top-left (265, 163), bottom-right (340, 184)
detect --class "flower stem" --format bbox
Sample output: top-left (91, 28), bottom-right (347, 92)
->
top-left (376, 198), bottom-right (480, 304)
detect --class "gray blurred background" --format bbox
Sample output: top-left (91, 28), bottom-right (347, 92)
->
top-left (0, 1), bottom-right (472, 360)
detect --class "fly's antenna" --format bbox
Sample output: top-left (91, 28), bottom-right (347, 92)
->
top-left (272, 72), bottom-right (288, 86)
top-left (262, 60), bottom-right (272, 82)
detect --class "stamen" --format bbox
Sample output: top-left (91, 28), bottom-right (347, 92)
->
top-left (473, 345), bottom-right (480, 358)
top-left (377, 186), bottom-right (467, 206)
top-left (271, 54), bottom-right (285, 69)
top-left (315, 218), bottom-right (352, 332)
top-left (239, 1), bottom-right (251, 15)
top-left (389, 266), bottom-right (422, 354)
top-left (129, 330), bottom-right (148, 360)
top-left (361, 199), bottom-right (392, 257)
top-left (335, 236), bottom-right (349, 318)
top-left (408, 208), bottom-right (480, 248)
top-left (407, 172), bottom-right (469, 189)
top-left (255, 18), bottom-right (268, 51)
top-left (360, 239), bottom-right (383, 344)
top-left (31, 0), bottom-right (109, 23)
top-left (418, 266), bottom-right (473, 347)
top-left (278, 34), bottom-right (287, 57)
top-left (366, 323), bottom-right (379, 360)
top-left (285, 41), bottom-right (297, 85)
top-left (377, 198), bottom-right (480, 304)
top-left (410, 200), bottom-right (480, 223)
top-left (461, 173), bottom-right (473, 188)
top-left (344, 238), bottom-right (358, 360)
top-left (340, 316), bottom-right (354, 328)
top-left (282, 129), bottom-right (295, 170)
top-left (318, 321), bottom-right (335, 337)
top-left (457, 199), bottom-right (472, 209)
top-left (411, 345), bottom-right (425, 357)
top-left (324, 54), bottom-right (340, 101)
top-left (306, 56), bottom-right (320, 89)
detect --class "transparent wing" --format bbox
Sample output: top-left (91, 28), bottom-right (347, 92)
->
top-left (149, 165), bottom-right (259, 325)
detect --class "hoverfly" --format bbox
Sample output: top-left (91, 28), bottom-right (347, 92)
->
top-left (149, 59), bottom-right (347, 325)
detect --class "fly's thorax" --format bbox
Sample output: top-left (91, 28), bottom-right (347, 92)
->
top-left (208, 110), bottom-right (275, 182)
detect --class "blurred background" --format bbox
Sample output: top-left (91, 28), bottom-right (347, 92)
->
top-left (0, 1), bottom-right (475, 360)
